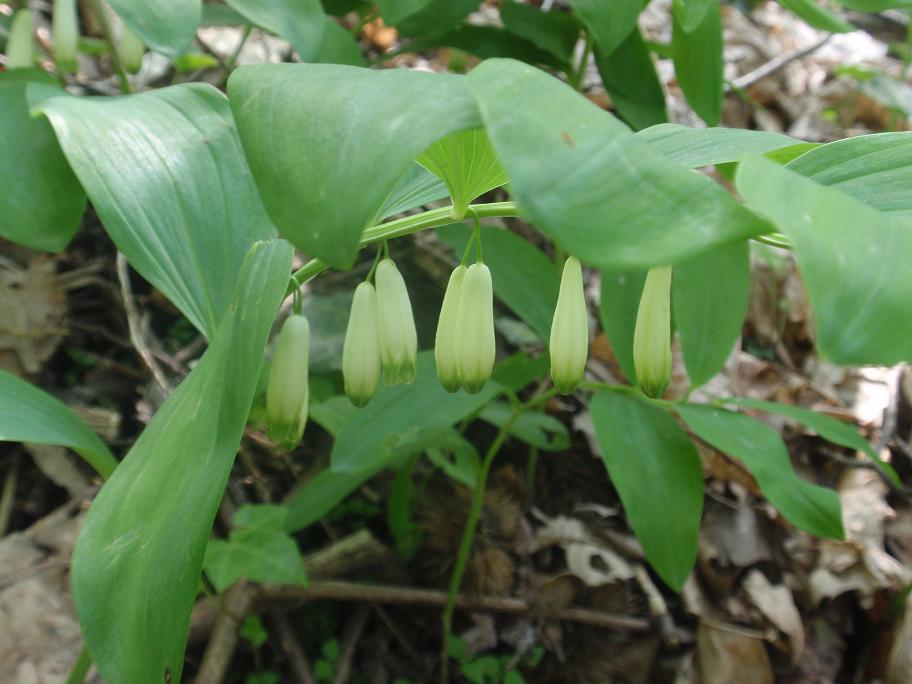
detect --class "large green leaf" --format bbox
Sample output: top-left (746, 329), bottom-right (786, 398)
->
top-left (594, 27), bottom-right (667, 131)
top-left (599, 269), bottom-right (646, 383)
top-left (480, 401), bottom-right (569, 451)
top-left (228, 63), bottom-right (480, 269)
top-left (676, 0), bottom-right (715, 31)
top-left (0, 70), bottom-right (85, 252)
top-left (416, 128), bottom-right (509, 218)
top-left (409, 25), bottom-right (565, 69)
top-left (637, 124), bottom-right (798, 168)
top-left (378, 163), bottom-right (449, 219)
top-left (107, 0), bottom-right (201, 57)
top-left (779, 0), bottom-right (854, 32)
top-left (437, 225), bottom-right (560, 340)
top-left (331, 352), bottom-right (500, 473)
top-left (720, 396), bottom-right (898, 483)
top-left (836, 0), bottom-right (912, 8)
top-left (672, 0), bottom-right (723, 125)
top-left (676, 404), bottom-right (843, 539)
top-left (71, 240), bottom-right (293, 684)
top-left (465, 59), bottom-right (767, 270)
top-left (736, 155), bottom-right (912, 365)
top-left (673, 240), bottom-right (749, 388)
top-left (566, 0), bottom-right (641, 56)
top-left (224, 0), bottom-right (326, 61)
top-left (500, 0), bottom-right (580, 63)
top-left (0, 369), bottom-right (117, 479)
top-left (33, 83), bottom-right (276, 339)
top-left (204, 504), bottom-right (307, 592)
top-left (590, 391), bottom-right (703, 590)
top-left (786, 132), bottom-right (912, 218)
top-left (377, 0), bottom-right (478, 36)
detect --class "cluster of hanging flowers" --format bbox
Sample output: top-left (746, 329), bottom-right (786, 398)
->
top-left (264, 230), bottom-right (675, 448)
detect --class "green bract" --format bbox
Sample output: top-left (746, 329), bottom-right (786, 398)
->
top-left (52, 0), bottom-right (79, 73)
top-left (376, 258), bottom-right (418, 385)
top-left (119, 24), bottom-right (145, 74)
top-left (549, 256), bottom-right (588, 394)
top-left (435, 265), bottom-right (468, 392)
top-left (454, 262), bottom-right (495, 394)
top-left (633, 265), bottom-right (673, 398)
top-left (266, 314), bottom-right (310, 448)
top-left (343, 281), bottom-right (382, 407)
top-left (6, 9), bottom-right (34, 69)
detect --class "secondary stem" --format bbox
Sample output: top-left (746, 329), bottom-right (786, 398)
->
top-left (87, 0), bottom-right (132, 94)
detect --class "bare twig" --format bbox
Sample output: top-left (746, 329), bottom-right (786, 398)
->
top-left (270, 612), bottom-right (317, 684)
top-left (731, 34), bottom-right (833, 91)
top-left (194, 581), bottom-right (257, 684)
top-left (333, 605), bottom-right (369, 684)
top-left (260, 581), bottom-right (651, 632)
top-left (0, 454), bottom-right (20, 537)
top-left (115, 253), bottom-right (172, 393)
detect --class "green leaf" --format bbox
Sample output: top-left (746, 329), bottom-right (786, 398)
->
top-left (378, 163), bottom-right (449, 219)
top-left (378, 0), bottom-right (478, 36)
top-left (331, 352), bottom-right (500, 473)
top-left (437, 225), bottom-right (559, 340)
top-left (316, 17), bottom-right (365, 66)
top-left (204, 504), bottom-right (307, 592)
top-left (71, 240), bottom-right (293, 684)
top-left (500, 1), bottom-right (580, 62)
top-left (779, 0), bottom-right (855, 32)
top-left (32, 83), bottom-right (276, 339)
top-left (566, 0), bottom-right (641, 56)
top-left (200, 4), bottom-right (250, 26)
top-left (228, 63), bottom-right (480, 269)
top-left (107, 0), bottom-right (201, 57)
top-left (676, 404), bottom-right (844, 539)
top-left (481, 402), bottom-right (569, 451)
top-left (0, 70), bottom-right (85, 252)
top-left (416, 128), bottom-right (509, 219)
top-left (224, 0), bottom-right (326, 62)
top-left (594, 27), bottom-right (667, 131)
top-left (835, 0), bottom-right (912, 9)
top-left (786, 132), bottom-right (912, 218)
top-left (736, 155), bottom-right (912, 365)
top-left (676, 0), bottom-right (714, 31)
top-left (590, 391), bottom-right (703, 590)
top-left (673, 240), bottom-right (749, 388)
top-left (409, 25), bottom-right (566, 69)
top-left (672, 0), bottom-right (723, 125)
top-left (637, 123), bottom-right (799, 168)
top-left (426, 431), bottom-right (480, 487)
top-left (465, 59), bottom-right (767, 270)
top-left (599, 269), bottom-right (646, 384)
top-left (0, 369), bottom-right (117, 479)
top-left (719, 397), bottom-right (899, 483)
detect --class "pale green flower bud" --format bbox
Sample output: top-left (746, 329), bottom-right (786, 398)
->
top-left (455, 263), bottom-right (495, 394)
top-left (549, 256), bottom-right (588, 394)
top-left (375, 258), bottom-right (418, 385)
top-left (53, 0), bottom-right (79, 73)
top-left (435, 265), bottom-right (466, 393)
top-left (119, 23), bottom-right (145, 74)
top-left (6, 10), bottom-right (34, 69)
top-left (343, 282), bottom-right (381, 407)
top-left (633, 266), bottom-right (673, 399)
top-left (266, 314), bottom-right (310, 449)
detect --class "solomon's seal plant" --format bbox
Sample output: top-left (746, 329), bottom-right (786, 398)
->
top-left (435, 264), bottom-right (468, 393)
top-left (266, 313), bottom-right (310, 449)
top-left (375, 256), bottom-right (418, 386)
top-left (342, 280), bottom-right (382, 407)
top-left (453, 262), bottom-right (496, 394)
top-left (633, 265), bottom-right (673, 399)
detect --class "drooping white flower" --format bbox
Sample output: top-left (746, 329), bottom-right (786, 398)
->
top-left (435, 265), bottom-right (467, 392)
top-left (375, 258), bottom-right (418, 385)
top-left (454, 263), bottom-right (495, 394)
top-left (266, 314), bottom-right (310, 448)
top-left (549, 256), bottom-right (588, 395)
top-left (633, 265), bottom-right (673, 399)
top-left (343, 281), bottom-right (381, 407)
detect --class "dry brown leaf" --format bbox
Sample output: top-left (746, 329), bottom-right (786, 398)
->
top-left (742, 569), bottom-right (805, 665)
top-left (533, 512), bottom-right (634, 586)
top-left (698, 619), bottom-right (775, 684)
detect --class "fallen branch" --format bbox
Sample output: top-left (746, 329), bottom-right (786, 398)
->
top-left (731, 34), bottom-right (832, 92)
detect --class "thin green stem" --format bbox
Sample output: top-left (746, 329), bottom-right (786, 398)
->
top-left (569, 32), bottom-right (593, 91)
top-left (65, 647), bottom-right (92, 684)
top-left (366, 245), bottom-right (383, 282)
top-left (286, 201), bottom-right (520, 294)
top-left (226, 25), bottom-right (253, 71)
top-left (753, 232), bottom-right (792, 249)
top-left (88, 0), bottom-right (132, 93)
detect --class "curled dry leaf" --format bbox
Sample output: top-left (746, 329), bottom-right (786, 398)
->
top-left (742, 569), bottom-right (805, 665)
top-left (810, 469), bottom-right (912, 607)
top-left (533, 512), bottom-right (635, 586)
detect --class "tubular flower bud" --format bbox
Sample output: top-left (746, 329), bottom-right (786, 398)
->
top-left (633, 265), bottom-right (673, 399)
top-left (119, 23), bottom-right (145, 74)
top-left (52, 0), bottom-right (79, 73)
top-left (435, 265), bottom-right (467, 392)
top-left (375, 258), bottom-right (418, 385)
top-left (343, 282), bottom-right (381, 407)
top-left (266, 314), bottom-right (310, 449)
top-left (6, 9), bottom-right (34, 69)
top-left (549, 256), bottom-right (588, 394)
top-left (455, 263), bottom-right (495, 394)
